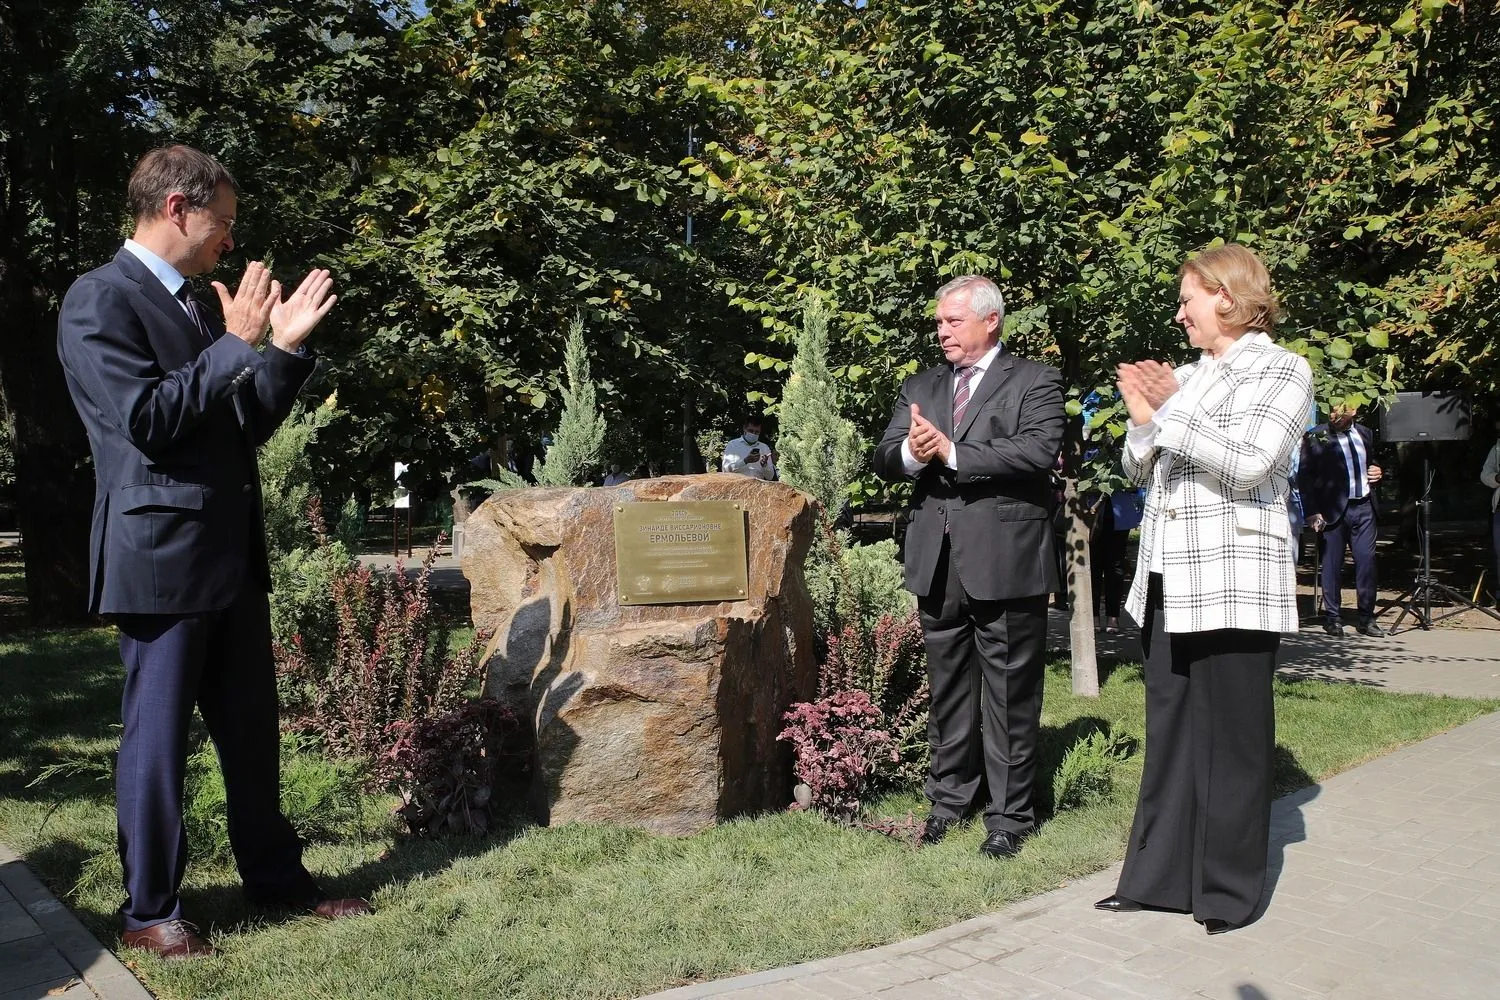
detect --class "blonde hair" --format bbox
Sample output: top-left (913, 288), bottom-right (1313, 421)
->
top-left (1179, 244), bottom-right (1282, 333)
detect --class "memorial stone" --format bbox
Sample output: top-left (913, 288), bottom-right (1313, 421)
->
top-left (462, 474), bottom-right (817, 835)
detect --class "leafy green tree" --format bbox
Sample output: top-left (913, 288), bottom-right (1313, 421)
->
top-left (689, 0), bottom-right (1496, 690)
top-left (307, 0), bottom-right (775, 496)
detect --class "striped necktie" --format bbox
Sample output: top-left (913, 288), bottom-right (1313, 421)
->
top-left (952, 365), bottom-right (978, 428)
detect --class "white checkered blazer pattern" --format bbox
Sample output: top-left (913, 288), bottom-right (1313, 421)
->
top-left (1123, 335), bottom-right (1314, 635)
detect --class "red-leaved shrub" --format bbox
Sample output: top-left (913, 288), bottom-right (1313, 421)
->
top-left (276, 542), bottom-right (489, 778)
top-left (379, 698), bottom-right (523, 837)
top-left (778, 689), bottom-right (897, 821)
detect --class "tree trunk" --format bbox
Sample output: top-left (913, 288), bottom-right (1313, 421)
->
top-left (0, 264), bottom-right (94, 624)
top-left (1064, 484), bottom-right (1100, 697)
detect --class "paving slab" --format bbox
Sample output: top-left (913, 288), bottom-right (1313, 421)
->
top-left (643, 705), bottom-right (1500, 1000)
top-left (0, 847), bottom-right (150, 1000)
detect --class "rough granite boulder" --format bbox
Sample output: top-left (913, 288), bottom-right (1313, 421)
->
top-left (462, 474), bottom-right (818, 835)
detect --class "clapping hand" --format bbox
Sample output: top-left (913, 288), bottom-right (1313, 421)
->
top-left (1116, 360), bottom-right (1177, 425)
top-left (270, 268), bottom-right (338, 353)
top-left (908, 402), bottom-right (952, 465)
top-left (213, 261), bottom-right (278, 347)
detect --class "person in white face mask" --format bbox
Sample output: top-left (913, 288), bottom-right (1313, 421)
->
top-left (721, 416), bottom-right (777, 480)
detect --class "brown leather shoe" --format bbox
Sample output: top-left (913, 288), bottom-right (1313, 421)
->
top-left (121, 919), bottom-right (215, 960)
top-left (309, 897), bottom-right (373, 920)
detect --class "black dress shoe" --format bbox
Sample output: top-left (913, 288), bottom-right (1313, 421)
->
top-left (1355, 619), bottom-right (1385, 637)
top-left (1202, 918), bottom-right (1237, 935)
top-left (1323, 619), bottom-right (1345, 637)
top-left (1094, 894), bottom-right (1143, 913)
top-left (919, 814), bottom-right (955, 845)
top-left (978, 829), bottom-right (1028, 858)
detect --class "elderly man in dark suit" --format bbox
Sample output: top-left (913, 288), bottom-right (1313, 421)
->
top-left (873, 275), bottom-right (1064, 858)
top-left (1299, 404), bottom-right (1384, 637)
top-left (56, 145), bottom-right (368, 960)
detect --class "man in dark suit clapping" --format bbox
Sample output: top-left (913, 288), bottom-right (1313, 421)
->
top-left (56, 145), bottom-right (368, 960)
top-left (873, 276), bottom-right (1065, 858)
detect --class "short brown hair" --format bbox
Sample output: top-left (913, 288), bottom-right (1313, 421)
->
top-left (1179, 243), bottom-right (1282, 333)
top-left (126, 145), bottom-right (238, 221)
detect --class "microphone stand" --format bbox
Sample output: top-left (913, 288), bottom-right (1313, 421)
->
top-left (1384, 457), bottom-right (1500, 633)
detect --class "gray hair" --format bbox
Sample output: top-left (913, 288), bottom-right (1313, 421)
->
top-left (935, 275), bottom-right (1005, 326)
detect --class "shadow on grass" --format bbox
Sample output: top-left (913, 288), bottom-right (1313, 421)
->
top-left (24, 837), bottom-right (119, 930)
top-left (1036, 714), bottom-right (1126, 820)
top-left (178, 821), bottom-right (531, 938)
top-left (0, 625), bottom-right (121, 804)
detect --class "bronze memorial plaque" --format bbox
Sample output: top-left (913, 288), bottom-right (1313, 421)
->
top-left (614, 501), bottom-right (748, 605)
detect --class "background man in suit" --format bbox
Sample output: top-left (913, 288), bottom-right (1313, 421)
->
top-left (56, 145), bottom-right (368, 960)
top-left (873, 275), bottom-right (1064, 858)
top-left (1299, 404), bottom-right (1384, 637)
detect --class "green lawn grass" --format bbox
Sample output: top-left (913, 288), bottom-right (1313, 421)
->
top-left (1, 624), bottom-right (1493, 1000)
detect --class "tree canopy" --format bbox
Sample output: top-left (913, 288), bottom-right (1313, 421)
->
top-left (3, 0), bottom-right (1498, 618)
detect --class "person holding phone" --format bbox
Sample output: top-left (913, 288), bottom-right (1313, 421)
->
top-left (721, 415), bottom-right (777, 480)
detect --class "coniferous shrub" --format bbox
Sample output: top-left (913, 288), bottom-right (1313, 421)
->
top-left (775, 298), bottom-right (863, 519)
top-left (183, 732), bottom-right (366, 862)
top-left (533, 316), bottom-right (606, 487)
top-left (1051, 726), bottom-right (1136, 812)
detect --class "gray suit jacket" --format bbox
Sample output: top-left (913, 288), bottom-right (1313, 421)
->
top-left (873, 348), bottom-right (1065, 601)
top-left (57, 249), bottom-right (315, 615)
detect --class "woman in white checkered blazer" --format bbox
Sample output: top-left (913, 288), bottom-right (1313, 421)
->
top-left (1094, 244), bottom-right (1314, 936)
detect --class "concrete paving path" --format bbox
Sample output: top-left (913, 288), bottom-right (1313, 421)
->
top-left (0, 844), bottom-right (148, 1000)
top-left (643, 620), bottom-right (1500, 1000)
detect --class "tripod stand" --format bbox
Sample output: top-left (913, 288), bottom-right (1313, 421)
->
top-left (1384, 457), bottom-right (1500, 634)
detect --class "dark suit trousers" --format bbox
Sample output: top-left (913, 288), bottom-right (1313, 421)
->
top-left (1116, 575), bottom-right (1278, 926)
top-left (115, 589), bottom-right (316, 930)
top-left (918, 537), bottom-right (1048, 835)
top-left (1492, 508), bottom-right (1500, 601)
top-left (1091, 527), bottom-right (1129, 620)
top-left (1319, 496), bottom-right (1377, 620)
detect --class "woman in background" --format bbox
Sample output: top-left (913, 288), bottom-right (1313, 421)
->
top-left (1094, 244), bottom-right (1313, 935)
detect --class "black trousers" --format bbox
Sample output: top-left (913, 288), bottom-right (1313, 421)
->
top-left (1115, 575), bottom-right (1278, 926)
top-left (918, 537), bottom-right (1048, 834)
top-left (114, 589), bottom-right (317, 930)
top-left (1090, 508), bottom-right (1129, 620)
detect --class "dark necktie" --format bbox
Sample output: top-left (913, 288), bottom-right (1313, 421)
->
top-left (176, 285), bottom-right (215, 345)
top-left (952, 365), bottom-right (978, 428)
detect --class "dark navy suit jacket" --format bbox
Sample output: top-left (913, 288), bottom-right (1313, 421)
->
top-left (872, 348), bottom-right (1065, 600)
top-left (57, 249), bottom-right (315, 615)
top-left (1298, 422), bottom-right (1378, 527)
